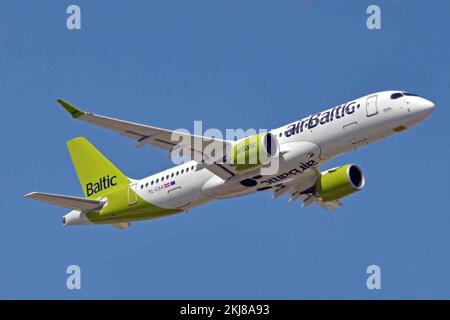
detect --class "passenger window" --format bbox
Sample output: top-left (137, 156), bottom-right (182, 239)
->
top-left (145, 183), bottom-right (148, 187)
top-left (161, 177), bottom-right (164, 181)
top-left (171, 173), bottom-right (174, 177)
top-left (176, 171), bottom-right (179, 176)
top-left (191, 165), bottom-right (194, 170)
top-left (156, 179), bottom-right (159, 183)
top-left (181, 169), bottom-right (184, 174)
top-left (186, 168), bottom-right (189, 172)
top-left (166, 175), bottom-right (169, 179)
top-left (151, 181), bottom-right (154, 185)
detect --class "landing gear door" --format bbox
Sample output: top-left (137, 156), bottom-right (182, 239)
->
top-left (128, 183), bottom-right (138, 205)
top-left (366, 95), bottom-right (378, 117)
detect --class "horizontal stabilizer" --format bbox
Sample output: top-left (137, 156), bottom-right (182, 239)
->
top-left (24, 192), bottom-right (105, 211)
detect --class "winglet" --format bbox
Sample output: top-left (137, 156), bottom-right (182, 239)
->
top-left (57, 99), bottom-right (86, 118)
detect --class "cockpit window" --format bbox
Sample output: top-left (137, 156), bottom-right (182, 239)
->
top-left (403, 92), bottom-right (420, 97)
top-left (391, 92), bottom-right (403, 99)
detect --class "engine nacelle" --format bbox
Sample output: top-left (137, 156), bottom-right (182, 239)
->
top-left (316, 164), bottom-right (365, 201)
top-left (231, 132), bottom-right (279, 171)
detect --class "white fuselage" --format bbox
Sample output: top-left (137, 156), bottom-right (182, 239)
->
top-left (134, 91), bottom-right (434, 211)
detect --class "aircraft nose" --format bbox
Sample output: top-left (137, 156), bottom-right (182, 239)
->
top-left (412, 97), bottom-right (434, 118)
top-left (424, 98), bottom-right (435, 111)
top-left (419, 98), bottom-right (435, 116)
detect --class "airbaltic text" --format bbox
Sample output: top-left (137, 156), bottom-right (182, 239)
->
top-left (284, 101), bottom-right (357, 137)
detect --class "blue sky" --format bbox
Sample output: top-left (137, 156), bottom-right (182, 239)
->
top-left (0, 0), bottom-right (449, 299)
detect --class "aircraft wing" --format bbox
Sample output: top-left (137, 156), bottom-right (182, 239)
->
top-left (25, 192), bottom-right (105, 211)
top-left (57, 99), bottom-right (237, 180)
top-left (269, 168), bottom-right (342, 210)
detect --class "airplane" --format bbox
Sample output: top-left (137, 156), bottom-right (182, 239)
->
top-left (25, 90), bottom-right (434, 229)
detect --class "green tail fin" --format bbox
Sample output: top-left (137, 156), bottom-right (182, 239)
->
top-left (67, 137), bottom-right (130, 199)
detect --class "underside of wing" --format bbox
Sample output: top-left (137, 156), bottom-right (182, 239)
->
top-left (269, 168), bottom-right (343, 211)
top-left (24, 192), bottom-right (105, 211)
top-left (112, 222), bottom-right (131, 229)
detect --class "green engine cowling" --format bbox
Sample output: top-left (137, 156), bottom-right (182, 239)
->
top-left (231, 132), bottom-right (279, 171)
top-left (316, 164), bottom-right (365, 201)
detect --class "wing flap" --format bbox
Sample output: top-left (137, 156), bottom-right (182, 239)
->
top-left (199, 163), bottom-right (236, 180)
top-left (315, 199), bottom-right (342, 210)
top-left (112, 222), bottom-right (131, 229)
top-left (25, 192), bottom-right (105, 211)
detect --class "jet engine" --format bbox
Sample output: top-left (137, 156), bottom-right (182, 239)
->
top-left (231, 132), bottom-right (279, 171)
top-left (316, 164), bottom-right (365, 201)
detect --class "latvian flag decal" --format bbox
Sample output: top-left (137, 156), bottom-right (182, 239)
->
top-left (164, 181), bottom-right (176, 189)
